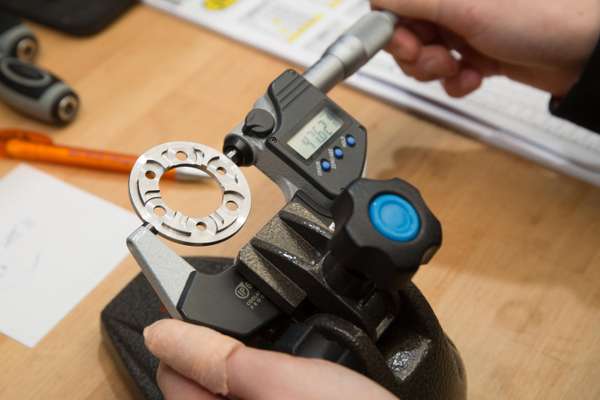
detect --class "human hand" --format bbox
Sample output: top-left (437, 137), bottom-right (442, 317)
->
top-left (144, 319), bottom-right (398, 400)
top-left (371, 0), bottom-right (600, 97)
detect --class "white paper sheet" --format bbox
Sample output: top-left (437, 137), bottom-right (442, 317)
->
top-left (0, 165), bottom-right (139, 347)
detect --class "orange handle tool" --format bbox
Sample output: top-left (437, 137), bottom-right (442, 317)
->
top-left (2, 139), bottom-right (179, 180)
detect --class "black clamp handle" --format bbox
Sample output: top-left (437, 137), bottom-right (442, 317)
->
top-left (329, 178), bottom-right (442, 292)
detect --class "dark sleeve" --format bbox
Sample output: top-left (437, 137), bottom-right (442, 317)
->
top-left (550, 37), bottom-right (600, 133)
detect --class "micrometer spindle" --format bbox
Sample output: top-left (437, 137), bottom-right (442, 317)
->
top-left (303, 11), bottom-right (398, 93)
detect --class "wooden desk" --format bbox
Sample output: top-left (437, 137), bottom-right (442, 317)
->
top-left (1, 6), bottom-right (598, 399)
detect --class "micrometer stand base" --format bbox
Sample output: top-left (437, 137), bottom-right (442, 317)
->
top-left (101, 259), bottom-right (466, 400)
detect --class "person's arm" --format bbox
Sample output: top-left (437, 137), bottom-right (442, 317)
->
top-left (551, 38), bottom-right (600, 132)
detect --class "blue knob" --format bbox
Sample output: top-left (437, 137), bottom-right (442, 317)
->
top-left (330, 178), bottom-right (442, 291)
top-left (369, 194), bottom-right (420, 242)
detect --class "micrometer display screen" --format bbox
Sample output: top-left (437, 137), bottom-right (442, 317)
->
top-left (287, 108), bottom-right (343, 159)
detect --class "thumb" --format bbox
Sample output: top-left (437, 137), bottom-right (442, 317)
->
top-left (371, 0), bottom-right (441, 22)
top-left (145, 319), bottom-right (398, 400)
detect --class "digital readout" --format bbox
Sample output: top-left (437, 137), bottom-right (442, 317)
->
top-left (287, 108), bottom-right (343, 159)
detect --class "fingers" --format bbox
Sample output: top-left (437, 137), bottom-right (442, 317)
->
top-left (157, 364), bottom-right (218, 400)
top-left (226, 346), bottom-right (398, 400)
top-left (386, 24), bottom-right (460, 81)
top-left (373, 0), bottom-right (489, 97)
top-left (385, 25), bottom-right (421, 62)
top-left (145, 320), bottom-right (398, 400)
top-left (371, 0), bottom-right (441, 22)
top-left (385, 23), bottom-right (492, 97)
top-left (395, 44), bottom-right (460, 81)
top-left (394, 43), bottom-right (484, 97)
top-left (442, 69), bottom-right (483, 97)
top-left (385, 20), bottom-right (441, 62)
top-left (144, 319), bottom-right (243, 396)
top-left (445, 37), bottom-right (500, 77)
top-left (406, 20), bottom-right (439, 44)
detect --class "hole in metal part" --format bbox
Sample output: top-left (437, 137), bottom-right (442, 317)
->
top-left (154, 206), bottom-right (166, 217)
top-left (217, 167), bottom-right (226, 176)
top-left (176, 151), bottom-right (188, 161)
top-left (196, 222), bottom-right (207, 231)
top-left (145, 170), bottom-right (156, 180)
top-left (226, 201), bottom-right (238, 211)
top-left (159, 170), bottom-right (223, 218)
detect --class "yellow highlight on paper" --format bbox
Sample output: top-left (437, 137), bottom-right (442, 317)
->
top-left (204, 0), bottom-right (238, 10)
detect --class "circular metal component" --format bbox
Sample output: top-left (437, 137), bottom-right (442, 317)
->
top-left (56, 94), bottom-right (79, 122)
top-left (129, 142), bottom-right (252, 246)
top-left (16, 37), bottom-right (38, 63)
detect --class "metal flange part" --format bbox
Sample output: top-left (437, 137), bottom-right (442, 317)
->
top-left (129, 141), bottom-right (251, 246)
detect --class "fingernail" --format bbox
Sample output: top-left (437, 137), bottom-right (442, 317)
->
top-left (460, 69), bottom-right (482, 90)
top-left (393, 44), bottom-right (418, 62)
top-left (143, 321), bottom-right (159, 343)
top-left (423, 59), bottom-right (438, 75)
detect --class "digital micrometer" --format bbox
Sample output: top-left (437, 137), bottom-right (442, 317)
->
top-left (126, 10), bottom-right (466, 400)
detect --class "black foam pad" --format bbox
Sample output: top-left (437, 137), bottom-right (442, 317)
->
top-left (0, 0), bottom-right (137, 36)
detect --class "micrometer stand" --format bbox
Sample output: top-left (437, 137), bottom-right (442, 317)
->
top-left (101, 261), bottom-right (465, 400)
top-left (101, 196), bottom-right (466, 400)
